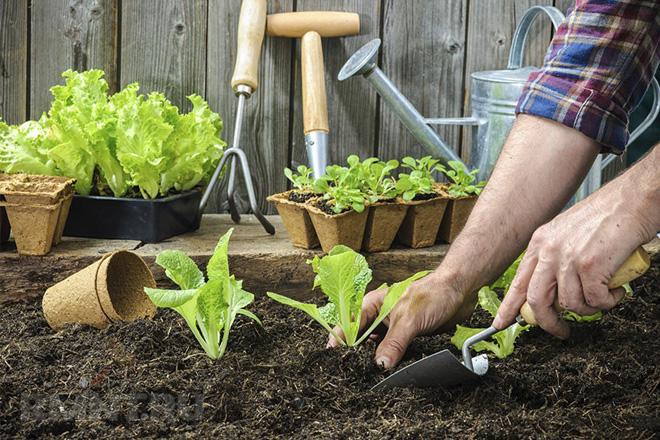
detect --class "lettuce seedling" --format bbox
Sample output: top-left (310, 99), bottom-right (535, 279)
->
top-left (267, 245), bottom-right (428, 346)
top-left (451, 255), bottom-right (529, 359)
top-left (144, 229), bottom-right (260, 360)
top-left (354, 157), bottom-right (399, 203)
top-left (313, 158), bottom-right (367, 214)
top-left (284, 165), bottom-right (315, 192)
top-left (442, 160), bottom-right (486, 198)
top-left (395, 156), bottom-right (444, 201)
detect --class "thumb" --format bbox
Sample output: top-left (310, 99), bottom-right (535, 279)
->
top-left (374, 320), bottom-right (415, 370)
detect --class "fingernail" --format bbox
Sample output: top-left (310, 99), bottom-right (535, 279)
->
top-left (376, 356), bottom-right (391, 369)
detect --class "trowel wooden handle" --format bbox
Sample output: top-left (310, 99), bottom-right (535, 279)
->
top-left (520, 246), bottom-right (651, 325)
top-left (266, 11), bottom-right (360, 38)
top-left (231, 0), bottom-right (267, 92)
top-left (301, 31), bottom-right (329, 134)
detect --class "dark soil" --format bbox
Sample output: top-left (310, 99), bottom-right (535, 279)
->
top-left (1, 259), bottom-right (658, 439)
top-left (287, 191), bottom-right (318, 204)
top-left (412, 192), bottom-right (439, 201)
top-left (315, 199), bottom-right (348, 216)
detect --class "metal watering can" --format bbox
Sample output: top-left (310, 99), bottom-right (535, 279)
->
top-left (339, 6), bottom-right (660, 201)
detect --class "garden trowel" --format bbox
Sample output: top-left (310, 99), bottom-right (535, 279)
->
top-left (373, 246), bottom-right (651, 390)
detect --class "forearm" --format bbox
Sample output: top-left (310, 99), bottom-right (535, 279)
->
top-left (598, 144), bottom-right (660, 241)
top-left (435, 115), bottom-right (600, 294)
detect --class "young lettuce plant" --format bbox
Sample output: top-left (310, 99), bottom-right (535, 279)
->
top-left (144, 229), bottom-right (260, 360)
top-left (267, 245), bottom-right (428, 346)
top-left (355, 157), bottom-right (399, 203)
top-left (313, 158), bottom-right (367, 214)
top-left (442, 160), bottom-right (486, 198)
top-left (451, 255), bottom-right (529, 358)
top-left (284, 165), bottom-right (316, 193)
top-left (395, 156), bottom-right (444, 201)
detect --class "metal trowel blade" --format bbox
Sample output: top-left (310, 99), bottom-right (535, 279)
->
top-left (371, 350), bottom-right (489, 391)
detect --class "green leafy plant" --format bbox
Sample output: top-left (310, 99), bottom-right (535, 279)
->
top-left (267, 245), bottom-right (428, 346)
top-left (144, 229), bottom-right (260, 360)
top-left (395, 156), bottom-right (444, 201)
top-left (0, 69), bottom-right (226, 199)
top-left (284, 165), bottom-right (316, 192)
top-left (313, 157), bottom-right (367, 214)
top-left (442, 160), bottom-right (486, 198)
top-left (451, 255), bottom-right (529, 359)
top-left (354, 157), bottom-right (399, 203)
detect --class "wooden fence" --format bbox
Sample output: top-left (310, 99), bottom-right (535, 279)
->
top-left (1, 0), bottom-right (581, 213)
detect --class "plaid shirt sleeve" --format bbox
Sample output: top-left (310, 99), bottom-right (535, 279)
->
top-left (516, 0), bottom-right (660, 153)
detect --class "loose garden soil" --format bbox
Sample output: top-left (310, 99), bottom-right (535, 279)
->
top-left (1, 258), bottom-right (658, 439)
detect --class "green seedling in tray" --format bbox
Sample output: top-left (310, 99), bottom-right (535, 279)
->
top-left (284, 165), bottom-right (316, 193)
top-left (268, 245), bottom-right (428, 346)
top-left (145, 228), bottom-right (260, 360)
top-left (442, 160), bottom-right (486, 198)
top-left (395, 155), bottom-right (444, 201)
top-left (354, 157), bottom-right (399, 203)
top-left (313, 156), bottom-right (367, 214)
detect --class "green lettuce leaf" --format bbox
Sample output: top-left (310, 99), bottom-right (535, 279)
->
top-left (0, 119), bottom-right (57, 175)
top-left (155, 250), bottom-right (205, 290)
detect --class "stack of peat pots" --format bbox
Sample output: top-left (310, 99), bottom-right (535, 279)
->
top-left (270, 183), bottom-right (477, 253)
top-left (0, 174), bottom-right (75, 255)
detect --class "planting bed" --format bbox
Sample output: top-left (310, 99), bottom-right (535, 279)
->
top-left (0, 254), bottom-right (657, 438)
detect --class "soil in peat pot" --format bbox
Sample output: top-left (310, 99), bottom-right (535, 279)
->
top-left (287, 191), bottom-right (318, 204)
top-left (1, 258), bottom-right (658, 439)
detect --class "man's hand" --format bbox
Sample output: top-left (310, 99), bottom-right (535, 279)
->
top-left (494, 146), bottom-right (660, 337)
top-left (327, 273), bottom-right (476, 369)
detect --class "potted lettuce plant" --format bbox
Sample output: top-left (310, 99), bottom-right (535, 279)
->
top-left (356, 157), bottom-right (408, 252)
top-left (267, 165), bottom-right (320, 249)
top-left (306, 157), bottom-right (368, 253)
top-left (437, 161), bottom-right (485, 243)
top-left (395, 156), bottom-right (449, 248)
top-left (0, 70), bottom-right (226, 242)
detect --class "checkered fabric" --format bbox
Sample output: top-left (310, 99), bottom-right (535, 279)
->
top-left (516, 0), bottom-right (660, 153)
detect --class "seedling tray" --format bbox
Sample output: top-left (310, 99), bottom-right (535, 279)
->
top-left (63, 189), bottom-right (202, 242)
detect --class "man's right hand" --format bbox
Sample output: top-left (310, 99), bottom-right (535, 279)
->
top-left (327, 272), bottom-right (476, 369)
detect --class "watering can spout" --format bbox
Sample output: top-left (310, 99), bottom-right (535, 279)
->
top-left (338, 39), bottom-right (463, 166)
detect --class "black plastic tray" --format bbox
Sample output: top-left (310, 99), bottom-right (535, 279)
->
top-left (63, 189), bottom-right (203, 243)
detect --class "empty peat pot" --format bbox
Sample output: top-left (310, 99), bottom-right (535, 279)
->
top-left (267, 191), bottom-right (320, 249)
top-left (42, 251), bottom-right (157, 330)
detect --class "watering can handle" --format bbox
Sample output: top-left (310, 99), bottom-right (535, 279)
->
top-left (507, 6), bottom-right (565, 70)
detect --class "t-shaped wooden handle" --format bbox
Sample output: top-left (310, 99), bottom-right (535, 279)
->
top-left (520, 246), bottom-right (651, 325)
top-left (266, 11), bottom-right (360, 38)
top-left (231, 0), bottom-right (267, 93)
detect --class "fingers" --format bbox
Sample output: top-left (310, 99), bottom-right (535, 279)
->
top-left (375, 319), bottom-right (416, 369)
top-left (526, 260), bottom-right (570, 339)
top-left (557, 264), bottom-right (600, 316)
top-left (580, 273), bottom-right (626, 311)
top-left (326, 287), bottom-right (386, 348)
top-left (493, 254), bottom-right (537, 329)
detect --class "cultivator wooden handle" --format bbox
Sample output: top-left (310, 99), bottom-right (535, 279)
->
top-left (266, 11), bottom-right (360, 38)
top-left (231, 0), bottom-right (267, 93)
top-left (520, 246), bottom-right (651, 325)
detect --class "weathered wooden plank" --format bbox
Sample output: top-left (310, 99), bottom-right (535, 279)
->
top-left (0, 214), bottom-right (450, 303)
top-left (461, 0), bottom-right (554, 159)
top-left (120, 0), bottom-right (207, 112)
top-left (29, 0), bottom-right (119, 119)
top-left (290, 0), bottom-right (381, 169)
top-left (204, 0), bottom-right (294, 215)
top-left (378, 0), bottom-right (467, 162)
top-left (0, 0), bottom-right (28, 124)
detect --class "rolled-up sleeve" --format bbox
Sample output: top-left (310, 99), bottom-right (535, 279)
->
top-left (516, 0), bottom-right (660, 153)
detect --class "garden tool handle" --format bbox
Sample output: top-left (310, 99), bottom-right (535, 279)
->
top-left (231, 0), bottom-right (267, 93)
top-left (519, 246), bottom-right (651, 325)
top-left (301, 31), bottom-right (329, 134)
top-left (266, 11), bottom-right (360, 38)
